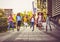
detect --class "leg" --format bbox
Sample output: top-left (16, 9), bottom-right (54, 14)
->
top-left (38, 24), bottom-right (40, 30)
top-left (49, 22), bottom-right (52, 31)
top-left (8, 22), bottom-right (10, 31)
top-left (19, 21), bottom-right (21, 31)
top-left (17, 21), bottom-right (19, 31)
top-left (39, 23), bottom-right (42, 30)
top-left (38, 22), bottom-right (42, 30)
top-left (11, 22), bottom-right (14, 31)
top-left (17, 26), bottom-right (20, 31)
top-left (32, 26), bottom-right (34, 31)
top-left (32, 22), bottom-right (34, 31)
top-left (25, 23), bottom-right (28, 28)
top-left (46, 21), bottom-right (48, 32)
top-left (46, 25), bottom-right (48, 32)
top-left (24, 22), bottom-right (26, 28)
top-left (26, 23), bottom-right (28, 28)
top-left (30, 22), bottom-right (32, 28)
top-left (17, 26), bottom-right (19, 31)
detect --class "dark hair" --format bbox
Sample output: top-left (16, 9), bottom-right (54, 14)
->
top-left (17, 13), bottom-right (20, 16)
top-left (38, 12), bottom-right (41, 15)
top-left (38, 12), bottom-right (43, 16)
top-left (47, 14), bottom-right (49, 16)
top-left (41, 13), bottom-right (43, 16)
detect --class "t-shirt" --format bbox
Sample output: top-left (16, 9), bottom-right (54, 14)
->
top-left (23, 17), bottom-right (28, 22)
top-left (38, 15), bottom-right (42, 22)
top-left (31, 18), bottom-right (34, 22)
top-left (16, 16), bottom-right (21, 21)
top-left (8, 16), bottom-right (13, 22)
top-left (46, 16), bottom-right (50, 23)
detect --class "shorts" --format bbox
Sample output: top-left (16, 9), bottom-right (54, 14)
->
top-left (17, 21), bottom-right (21, 26)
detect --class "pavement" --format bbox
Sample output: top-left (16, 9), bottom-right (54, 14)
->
top-left (0, 22), bottom-right (60, 42)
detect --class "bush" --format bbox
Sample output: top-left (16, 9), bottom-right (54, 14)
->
top-left (0, 17), bottom-right (8, 32)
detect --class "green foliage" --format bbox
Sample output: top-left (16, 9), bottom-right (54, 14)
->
top-left (0, 9), bottom-right (4, 17)
top-left (0, 17), bottom-right (8, 32)
top-left (0, 9), bottom-right (8, 32)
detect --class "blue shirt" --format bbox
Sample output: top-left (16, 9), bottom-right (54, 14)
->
top-left (16, 16), bottom-right (21, 21)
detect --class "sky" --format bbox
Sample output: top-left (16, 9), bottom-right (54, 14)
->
top-left (0, 0), bottom-right (34, 13)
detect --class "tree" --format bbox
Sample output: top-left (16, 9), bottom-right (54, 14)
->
top-left (27, 11), bottom-right (32, 18)
top-left (0, 9), bottom-right (4, 17)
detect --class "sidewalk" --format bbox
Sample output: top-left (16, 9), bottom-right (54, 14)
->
top-left (0, 22), bottom-right (60, 42)
top-left (43, 21), bottom-right (60, 40)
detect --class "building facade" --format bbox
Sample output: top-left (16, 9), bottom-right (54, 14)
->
top-left (4, 9), bottom-right (13, 17)
top-left (37, 0), bottom-right (60, 25)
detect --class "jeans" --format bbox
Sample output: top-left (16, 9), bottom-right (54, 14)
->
top-left (46, 20), bottom-right (52, 31)
top-left (30, 22), bottom-right (34, 31)
top-left (8, 21), bottom-right (14, 31)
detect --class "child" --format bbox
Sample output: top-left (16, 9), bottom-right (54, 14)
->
top-left (8, 14), bottom-right (14, 31)
top-left (16, 13), bottom-right (21, 31)
top-left (30, 15), bottom-right (35, 31)
top-left (37, 12), bottom-right (43, 30)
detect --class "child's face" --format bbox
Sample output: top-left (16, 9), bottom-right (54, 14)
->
top-left (39, 13), bottom-right (41, 15)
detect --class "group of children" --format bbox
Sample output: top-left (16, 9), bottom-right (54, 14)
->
top-left (7, 12), bottom-right (52, 32)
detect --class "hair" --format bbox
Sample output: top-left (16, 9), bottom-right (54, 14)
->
top-left (26, 15), bottom-right (28, 18)
top-left (47, 14), bottom-right (49, 16)
top-left (17, 13), bottom-right (20, 16)
top-left (38, 12), bottom-right (43, 16)
top-left (41, 13), bottom-right (43, 16)
top-left (38, 12), bottom-right (41, 15)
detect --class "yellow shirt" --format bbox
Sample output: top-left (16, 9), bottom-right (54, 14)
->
top-left (23, 17), bottom-right (28, 22)
top-left (13, 15), bottom-right (16, 22)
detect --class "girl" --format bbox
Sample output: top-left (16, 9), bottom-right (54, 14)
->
top-left (30, 15), bottom-right (35, 31)
top-left (37, 12), bottom-right (43, 30)
top-left (16, 13), bottom-right (21, 31)
top-left (8, 14), bottom-right (14, 31)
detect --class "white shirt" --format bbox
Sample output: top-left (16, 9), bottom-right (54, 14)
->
top-left (31, 18), bottom-right (34, 22)
top-left (38, 15), bottom-right (42, 22)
